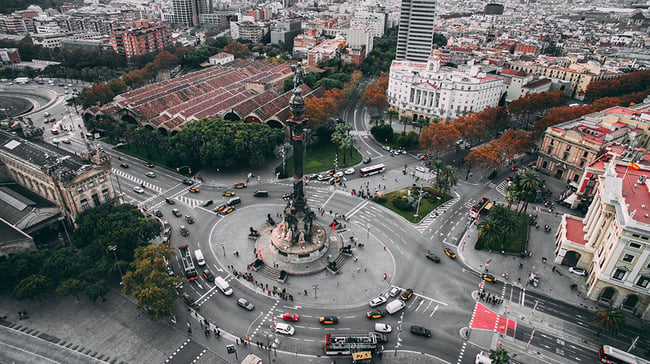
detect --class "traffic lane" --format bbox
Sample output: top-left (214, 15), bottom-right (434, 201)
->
top-left (514, 322), bottom-right (596, 363)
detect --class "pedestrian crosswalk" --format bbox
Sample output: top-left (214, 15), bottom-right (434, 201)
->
top-left (495, 180), bottom-right (508, 196)
top-left (414, 191), bottom-right (461, 233)
top-left (112, 168), bottom-right (163, 193)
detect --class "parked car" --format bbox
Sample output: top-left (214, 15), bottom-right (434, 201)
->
top-left (133, 186), bottom-right (144, 194)
top-left (425, 251), bottom-right (440, 263)
top-left (569, 267), bottom-right (587, 276)
top-left (319, 316), bottom-right (338, 325)
top-left (410, 325), bottom-right (431, 337)
top-left (237, 298), bottom-right (255, 311)
top-left (368, 296), bottom-right (387, 307)
top-left (282, 313), bottom-right (299, 322)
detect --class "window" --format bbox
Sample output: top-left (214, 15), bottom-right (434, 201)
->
top-left (622, 254), bottom-right (634, 263)
top-left (583, 151), bottom-right (588, 158)
top-left (613, 269), bottom-right (626, 280)
top-left (630, 242), bottom-right (641, 249)
top-left (80, 199), bottom-right (89, 211)
top-left (637, 276), bottom-right (650, 288)
top-left (573, 174), bottom-right (580, 182)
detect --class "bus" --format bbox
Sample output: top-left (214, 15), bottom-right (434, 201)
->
top-left (178, 244), bottom-right (197, 281)
top-left (598, 345), bottom-right (650, 364)
top-left (359, 164), bottom-right (386, 177)
top-left (324, 333), bottom-right (380, 356)
top-left (469, 197), bottom-right (492, 219)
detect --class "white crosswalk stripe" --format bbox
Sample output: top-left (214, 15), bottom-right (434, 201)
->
top-left (414, 191), bottom-right (461, 233)
top-left (113, 168), bottom-right (163, 193)
top-left (495, 180), bottom-right (508, 196)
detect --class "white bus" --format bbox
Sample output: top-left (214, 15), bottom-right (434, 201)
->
top-left (359, 164), bottom-right (386, 177)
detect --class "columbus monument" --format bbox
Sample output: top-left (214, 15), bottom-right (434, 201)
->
top-left (259, 63), bottom-right (343, 275)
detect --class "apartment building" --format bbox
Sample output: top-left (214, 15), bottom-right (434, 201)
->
top-left (110, 20), bottom-right (171, 59)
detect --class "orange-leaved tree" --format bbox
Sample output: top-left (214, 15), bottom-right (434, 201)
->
top-left (419, 123), bottom-right (460, 158)
top-left (493, 130), bottom-right (534, 161)
top-left (453, 114), bottom-right (487, 141)
top-left (465, 143), bottom-right (502, 177)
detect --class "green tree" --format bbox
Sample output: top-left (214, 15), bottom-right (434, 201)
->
top-left (86, 280), bottom-right (110, 302)
top-left (56, 278), bottom-right (87, 302)
top-left (13, 274), bottom-right (50, 301)
top-left (122, 244), bottom-right (181, 321)
top-left (435, 165), bottom-right (458, 194)
top-left (516, 170), bottom-right (542, 214)
top-left (399, 115), bottom-right (411, 133)
top-left (385, 109), bottom-right (399, 127)
top-left (370, 114), bottom-right (384, 126)
top-left (489, 346), bottom-right (511, 364)
top-left (593, 307), bottom-right (625, 337)
top-left (331, 122), bottom-right (354, 164)
top-left (477, 220), bottom-right (501, 250)
top-left (275, 142), bottom-right (293, 176)
top-left (491, 204), bottom-right (519, 239)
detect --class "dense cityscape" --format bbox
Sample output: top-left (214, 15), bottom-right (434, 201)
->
top-left (0, 0), bottom-right (650, 363)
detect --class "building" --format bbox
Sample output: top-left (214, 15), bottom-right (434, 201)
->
top-left (293, 34), bottom-right (318, 59)
top-left (308, 38), bottom-right (346, 66)
top-left (351, 11), bottom-right (386, 39)
top-left (387, 52), bottom-right (503, 121)
top-left (171, 0), bottom-right (208, 27)
top-left (536, 102), bottom-right (650, 186)
top-left (270, 19), bottom-right (301, 46)
top-left (0, 128), bottom-right (118, 223)
top-left (31, 33), bottom-right (67, 48)
top-left (0, 48), bottom-right (21, 65)
top-left (230, 20), bottom-right (267, 42)
top-left (396, 0), bottom-right (437, 62)
top-left (346, 26), bottom-right (373, 55)
top-left (208, 52), bottom-right (234, 65)
top-left (110, 21), bottom-right (171, 59)
top-left (554, 158), bottom-right (650, 319)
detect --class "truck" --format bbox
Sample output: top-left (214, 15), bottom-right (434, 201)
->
top-left (14, 77), bottom-right (30, 84)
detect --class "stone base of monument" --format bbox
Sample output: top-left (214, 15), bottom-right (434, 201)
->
top-left (253, 220), bottom-right (345, 278)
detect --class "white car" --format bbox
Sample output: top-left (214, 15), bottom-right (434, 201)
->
top-left (333, 171), bottom-right (344, 178)
top-left (374, 323), bottom-right (392, 333)
top-left (415, 166), bottom-right (427, 173)
top-left (344, 168), bottom-right (355, 175)
top-left (145, 172), bottom-right (156, 178)
top-left (275, 322), bottom-right (295, 336)
top-left (368, 296), bottom-right (387, 307)
top-left (569, 267), bottom-right (587, 276)
top-left (317, 174), bottom-right (328, 181)
top-left (133, 186), bottom-right (145, 194)
top-left (382, 145), bottom-right (391, 151)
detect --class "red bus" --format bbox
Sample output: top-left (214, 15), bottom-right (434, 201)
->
top-left (469, 197), bottom-right (492, 219)
top-left (598, 345), bottom-right (649, 364)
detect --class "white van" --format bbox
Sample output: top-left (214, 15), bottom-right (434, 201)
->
top-left (194, 249), bottom-right (206, 267)
top-left (385, 299), bottom-right (406, 314)
top-left (275, 322), bottom-right (295, 335)
top-left (214, 276), bottom-right (233, 296)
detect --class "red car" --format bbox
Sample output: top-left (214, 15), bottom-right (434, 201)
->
top-left (144, 162), bottom-right (154, 168)
top-left (282, 313), bottom-right (299, 322)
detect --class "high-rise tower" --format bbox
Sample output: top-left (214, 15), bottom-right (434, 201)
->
top-left (395, 0), bottom-right (437, 62)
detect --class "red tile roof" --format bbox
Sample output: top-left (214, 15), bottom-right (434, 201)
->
top-left (565, 216), bottom-right (587, 245)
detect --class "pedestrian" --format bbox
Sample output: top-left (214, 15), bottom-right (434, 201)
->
top-left (383, 245), bottom-right (386, 250)
top-left (364, 267), bottom-right (367, 272)
top-left (236, 338), bottom-right (239, 345)
top-left (383, 273), bottom-right (387, 280)
top-left (552, 266), bottom-right (556, 272)
top-left (304, 289), bottom-right (308, 295)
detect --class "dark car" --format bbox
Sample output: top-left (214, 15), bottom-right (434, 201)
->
top-left (410, 325), bottom-right (431, 337)
top-left (366, 310), bottom-right (384, 319)
top-left (202, 200), bottom-right (213, 207)
top-left (444, 248), bottom-right (457, 259)
top-left (153, 210), bottom-right (163, 217)
top-left (188, 188), bottom-right (200, 193)
top-left (172, 208), bottom-right (182, 217)
top-left (182, 292), bottom-right (196, 307)
top-left (144, 162), bottom-right (154, 168)
top-left (481, 273), bottom-right (497, 283)
top-left (185, 215), bottom-right (194, 224)
top-left (282, 193), bottom-right (291, 200)
top-left (254, 191), bottom-right (269, 197)
top-left (319, 316), bottom-right (338, 325)
top-left (363, 156), bottom-right (372, 164)
top-left (202, 269), bottom-right (215, 282)
top-left (182, 179), bottom-right (194, 186)
top-left (120, 163), bottom-right (129, 168)
top-left (401, 288), bottom-right (414, 301)
top-left (165, 198), bottom-right (175, 205)
top-left (180, 225), bottom-right (189, 237)
top-left (425, 250), bottom-right (440, 263)
top-left (214, 204), bottom-right (227, 213)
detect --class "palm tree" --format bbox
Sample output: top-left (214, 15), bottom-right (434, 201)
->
top-left (516, 170), bottom-right (541, 214)
top-left (504, 182), bottom-right (519, 209)
top-left (491, 204), bottom-right (519, 239)
top-left (593, 307), bottom-right (625, 337)
top-left (413, 116), bottom-right (431, 135)
top-left (331, 122), bottom-right (354, 165)
top-left (435, 165), bottom-right (458, 193)
top-left (370, 114), bottom-right (384, 126)
top-left (477, 219), bottom-right (501, 250)
top-left (489, 347), bottom-right (511, 364)
top-left (386, 109), bottom-right (399, 128)
top-left (399, 115), bottom-right (411, 133)
top-left (275, 143), bottom-right (293, 176)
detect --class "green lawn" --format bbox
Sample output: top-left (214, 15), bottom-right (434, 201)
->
top-left (277, 142), bottom-right (363, 177)
top-left (478, 213), bottom-right (529, 253)
top-left (372, 187), bottom-right (451, 223)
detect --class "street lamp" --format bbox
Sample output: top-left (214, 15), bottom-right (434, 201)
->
top-left (107, 245), bottom-right (124, 282)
